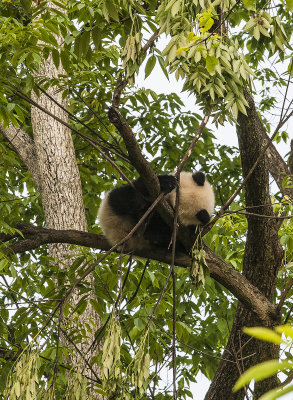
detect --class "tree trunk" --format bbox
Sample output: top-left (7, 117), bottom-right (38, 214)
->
top-left (205, 90), bottom-right (283, 400)
top-left (3, 0), bottom-right (103, 394)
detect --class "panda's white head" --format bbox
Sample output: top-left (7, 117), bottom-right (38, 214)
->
top-left (167, 172), bottom-right (215, 226)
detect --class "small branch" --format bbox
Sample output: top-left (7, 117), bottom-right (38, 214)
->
top-left (142, 29), bottom-right (160, 52)
top-left (280, 59), bottom-right (293, 122)
top-left (277, 278), bottom-right (293, 313)
top-left (126, 259), bottom-right (149, 306)
top-left (224, 210), bottom-right (293, 220)
top-left (175, 113), bottom-right (210, 178)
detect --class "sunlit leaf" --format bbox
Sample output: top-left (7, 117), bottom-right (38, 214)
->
top-left (233, 360), bottom-right (293, 392)
top-left (243, 0), bottom-right (256, 10)
top-left (243, 327), bottom-right (282, 344)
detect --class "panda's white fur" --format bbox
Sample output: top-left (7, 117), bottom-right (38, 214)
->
top-left (167, 172), bottom-right (214, 226)
top-left (98, 192), bottom-right (145, 250)
top-left (98, 172), bottom-right (214, 250)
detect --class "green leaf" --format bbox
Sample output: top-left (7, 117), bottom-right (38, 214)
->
top-left (51, 49), bottom-right (60, 69)
top-left (275, 325), bottom-right (293, 339)
top-left (0, 258), bottom-right (9, 272)
top-left (232, 102), bottom-right (238, 118)
top-left (20, 0), bottom-right (32, 12)
top-left (243, 327), bottom-right (282, 344)
top-left (204, 17), bottom-right (214, 31)
top-left (233, 360), bottom-right (293, 392)
top-left (92, 27), bottom-right (102, 49)
top-left (60, 50), bottom-right (71, 73)
top-left (171, 0), bottom-right (182, 17)
top-left (253, 25), bottom-right (260, 40)
top-left (206, 55), bottom-right (218, 75)
top-left (194, 50), bottom-right (201, 63)
top-left (258, 384), bottom-right (293, 400)
top-left (105, 0), bottom-right (119, 22)
top-left (259, 25), bottom-right (270, 37)
top-left (285, 0), bottom-right (293, 11)
top-left (145, 55), bottom-right (156, 79)
top-left (243, 18), bottom-right (257, 32)
top-left (236, 100), bottom-right (248, 116)
top-left (243, 0), bottom-right (256, 10)
top-left (80, 30), bottom-right (90, 57)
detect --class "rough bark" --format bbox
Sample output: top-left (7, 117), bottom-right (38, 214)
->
top-left (205, 91), bottom-right (283, 400)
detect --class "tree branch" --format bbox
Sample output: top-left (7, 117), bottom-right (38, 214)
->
top-left (1, 123), bottom-right (42, 191)
top-left (1, 224), bottom-right (278, 323)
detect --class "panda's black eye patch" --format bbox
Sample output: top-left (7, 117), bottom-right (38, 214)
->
top-left (196, 209), bottom-right (210, 224)
top-left (192, 172), bottom-right (205, 186)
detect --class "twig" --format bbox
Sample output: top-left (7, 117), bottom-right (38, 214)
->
top-left (125, 259), bottom-right (150, 306)
top-left (174, 113), bottom-right (210, 178)
top-left (277, 278), bottom-right (293, 313)
top-left (224, 210), bottom-right (293, 220)
top-left (280, 59), bottom-right (293, 122)
top-left (142, 29), bottom-right (160, 52)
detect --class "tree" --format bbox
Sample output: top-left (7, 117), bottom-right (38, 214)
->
top-left (0, 0), bottom-right (292, 399)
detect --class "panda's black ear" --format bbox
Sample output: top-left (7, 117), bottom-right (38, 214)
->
top-left (192, 172), bottom-right (205, 186)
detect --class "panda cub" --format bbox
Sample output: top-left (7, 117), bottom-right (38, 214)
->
top-left (98, 171), bottom-right (214, 251)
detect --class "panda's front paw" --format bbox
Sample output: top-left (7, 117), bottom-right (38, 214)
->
top-left (159, 175), bottom-right (177, 193)
top-left (196, 209), bottom-right (210, 225)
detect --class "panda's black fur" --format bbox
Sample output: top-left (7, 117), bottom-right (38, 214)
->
top-left (98, 171), bottom-right (214, 251)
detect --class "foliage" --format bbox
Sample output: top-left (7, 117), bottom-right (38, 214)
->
top-left (233, 326), bottom-right (293, 400)
top-left (4, 349), bottom-right (40, 400)
top-left (0, 0), bottom-right (292, 399)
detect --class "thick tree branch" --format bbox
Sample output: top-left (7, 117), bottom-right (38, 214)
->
top-left (1, 123), bottom-right (42, 191)
top-left (108, 104), bottom-right (161, 198)
top-left (1, 224), bottom-right (278, 323)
